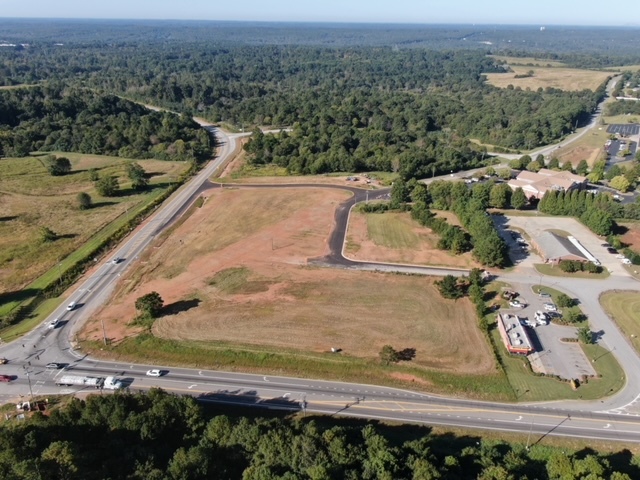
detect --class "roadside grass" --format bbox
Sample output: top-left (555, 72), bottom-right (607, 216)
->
top-left (489, 320), bottom-right (624, 401)
top-left (600, 291), bottom-right (640, 354)
top-left (484, 66), bottom-right (611, 92)
top-left (366, 213), bottom-right (420, 249)
top-left (0, 298), bottom-right (59, 342)
top-left (83, 334), bottom-right (516, 401)
top-left (231, 163), bottom-right (289, 178)
top-left (534, 264), bottom-right (610, 280)
top-left (552, 125), bottom-right (610, 167)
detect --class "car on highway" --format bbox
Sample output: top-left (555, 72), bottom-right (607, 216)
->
top-left (46, 362), bottom-right (64, 369)
top-left (146, 369), bottom-right (164, 377)
top-left (111, 257), bottom-right (122, 265)
top-left (47, 318), bottom-right (60, 329)
top-left (0, 357), bottom-right (7, 365)
top-left (0, 375), bottom-right (13, 382)
top-left (66, 301), bottom-right (77, 311)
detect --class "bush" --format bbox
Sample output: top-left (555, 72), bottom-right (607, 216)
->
top-left (557, 293), bottom-right (576, 308)
top-left (558, 260), bottom-right (602, 274)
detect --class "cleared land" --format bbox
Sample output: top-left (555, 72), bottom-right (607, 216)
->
top-left (484, 66), bottom-right (611, 92)
top-left (85, 187), bottom-right (496, 379)
top-left (346, 211), bottom-right (479, 269)
top-left (0, 153), bottom-right (188, 293)
top-left (601, 291), bottom-right (640, 354)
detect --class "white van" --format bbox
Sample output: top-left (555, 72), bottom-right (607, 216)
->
top-left (66, 301), bottom-right (77, 311)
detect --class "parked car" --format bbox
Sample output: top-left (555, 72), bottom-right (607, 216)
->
top-left (622, 258), bottom-right (632, 265)
top-left (607, 247), bottom-right (618, 254)
top-left (544, 303), bottom-right (557, 312)
top-left (0, 375), bottom-right (12, 382)
top-left (509, 300), bottom-right (526, 308)
top-left (538, 292), bottom-right (551, 299)
top-left (534, 311), bottom-right (548, 325)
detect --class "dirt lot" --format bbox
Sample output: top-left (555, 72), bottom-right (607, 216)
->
top-left (346, 211), bottom-right (480, 269)
top-left (85, 187), bottom-right (494, 375)
top-left (621, 221), bottom-right (640, 250)
top-left (484, 66), bottom-right (611, 92)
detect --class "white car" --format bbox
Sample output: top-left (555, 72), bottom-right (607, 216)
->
top-left (146, 369), bottom-right (163, 377)
top-left (47, 318), bottom-right (60, 329)
top-left (622, 258), bottom-right (632, 265)
top-left (534, 311), bottom-right (548, 325)
top-left (66, 301), bottom-right (77, 311)
top-left (543, 303), bottom-right (557, 312)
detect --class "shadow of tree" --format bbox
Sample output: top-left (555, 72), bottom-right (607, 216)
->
top-left (161, 298), bottom-right (201, 317)
top-left (397, 348), bottom-right (416, 361)
top-left (0, 216), bottom-right (19, 222)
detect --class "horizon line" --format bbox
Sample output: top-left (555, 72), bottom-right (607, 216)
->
top-left (0, 17), bottom-right (639, 28)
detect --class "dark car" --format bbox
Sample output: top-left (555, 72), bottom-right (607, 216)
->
top-left (607, 247), bottom-right (618, 254)
top-left (0, 374), bottom-right (12, 382)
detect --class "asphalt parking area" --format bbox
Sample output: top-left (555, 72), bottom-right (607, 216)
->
top-left (606, 139), bottom-right (637, 160)
top-left (607, 124), bottom-right (640, 136)
top-left (505, 283), bottom-right (596, 380)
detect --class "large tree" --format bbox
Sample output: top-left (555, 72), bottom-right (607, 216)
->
top-left (95, 176), bottom-right (119, 197)
top-left (135, 291), bottom-right (164, 318)
top-left (510, 187), bottom-right (527, 210)
top-left (44, 155), bottom-right (72, 176)
top-left (126, 162), bottom-right (148, 190)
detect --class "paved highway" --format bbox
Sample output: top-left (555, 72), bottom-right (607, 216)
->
top-left (2, 116), bottom-right (640, 443)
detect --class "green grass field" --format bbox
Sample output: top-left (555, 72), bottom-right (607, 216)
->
top-left (0, 152), bottom-right (189, 331)
top-left (366, 213), bottom-right (420, 249)
top-left (600, 291), bottom-right (640, 353)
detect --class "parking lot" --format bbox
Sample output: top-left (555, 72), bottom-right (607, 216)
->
top-left (607, 124), bottom-right (640, 136)
top-left (606, 139), bottom-right (637, 160)
top-left (504, 282), bottom-right (596, 380)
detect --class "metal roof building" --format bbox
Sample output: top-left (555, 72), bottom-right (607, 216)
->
top-left (531, 231), bottom-right (588, 265)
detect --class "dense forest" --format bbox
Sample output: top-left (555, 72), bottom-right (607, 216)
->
top-left (0, 21), bottom-right (616, 178)
top-left (1, 389), bottom-right (638, 480)
top-left (0, 85), bottom-right (212, 160)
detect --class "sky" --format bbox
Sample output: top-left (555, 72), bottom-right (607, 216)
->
top-left (0, 0), bottom-right (636, 27)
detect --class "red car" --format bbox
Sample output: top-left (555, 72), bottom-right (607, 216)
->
top-left (0, 375), bottom-right (12, 382)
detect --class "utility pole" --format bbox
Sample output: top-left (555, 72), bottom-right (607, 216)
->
top-left (101, 318), bottom-right (107, 346)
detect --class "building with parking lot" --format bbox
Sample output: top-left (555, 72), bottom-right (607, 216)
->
top-left (497, 313), bottom-right (534, 355)
top-left (530, 231), bottom-right (589, 265)
top-left (507, 169), bottom-right (587, 200)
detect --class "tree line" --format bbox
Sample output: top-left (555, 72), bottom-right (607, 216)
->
top-left (0, 389), bottom-right (637, 479)
top-left (0, 85), bottom-right (212, 161)
top-left (538, 189), bottom-right (616, 236)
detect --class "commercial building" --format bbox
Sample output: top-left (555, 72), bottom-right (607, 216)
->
top-left (530, 231), bottom-right (589, 265)
top-left (497, 313), bottom-right (534, 355)
top-left (507, 169), bottom-right (587, 200)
